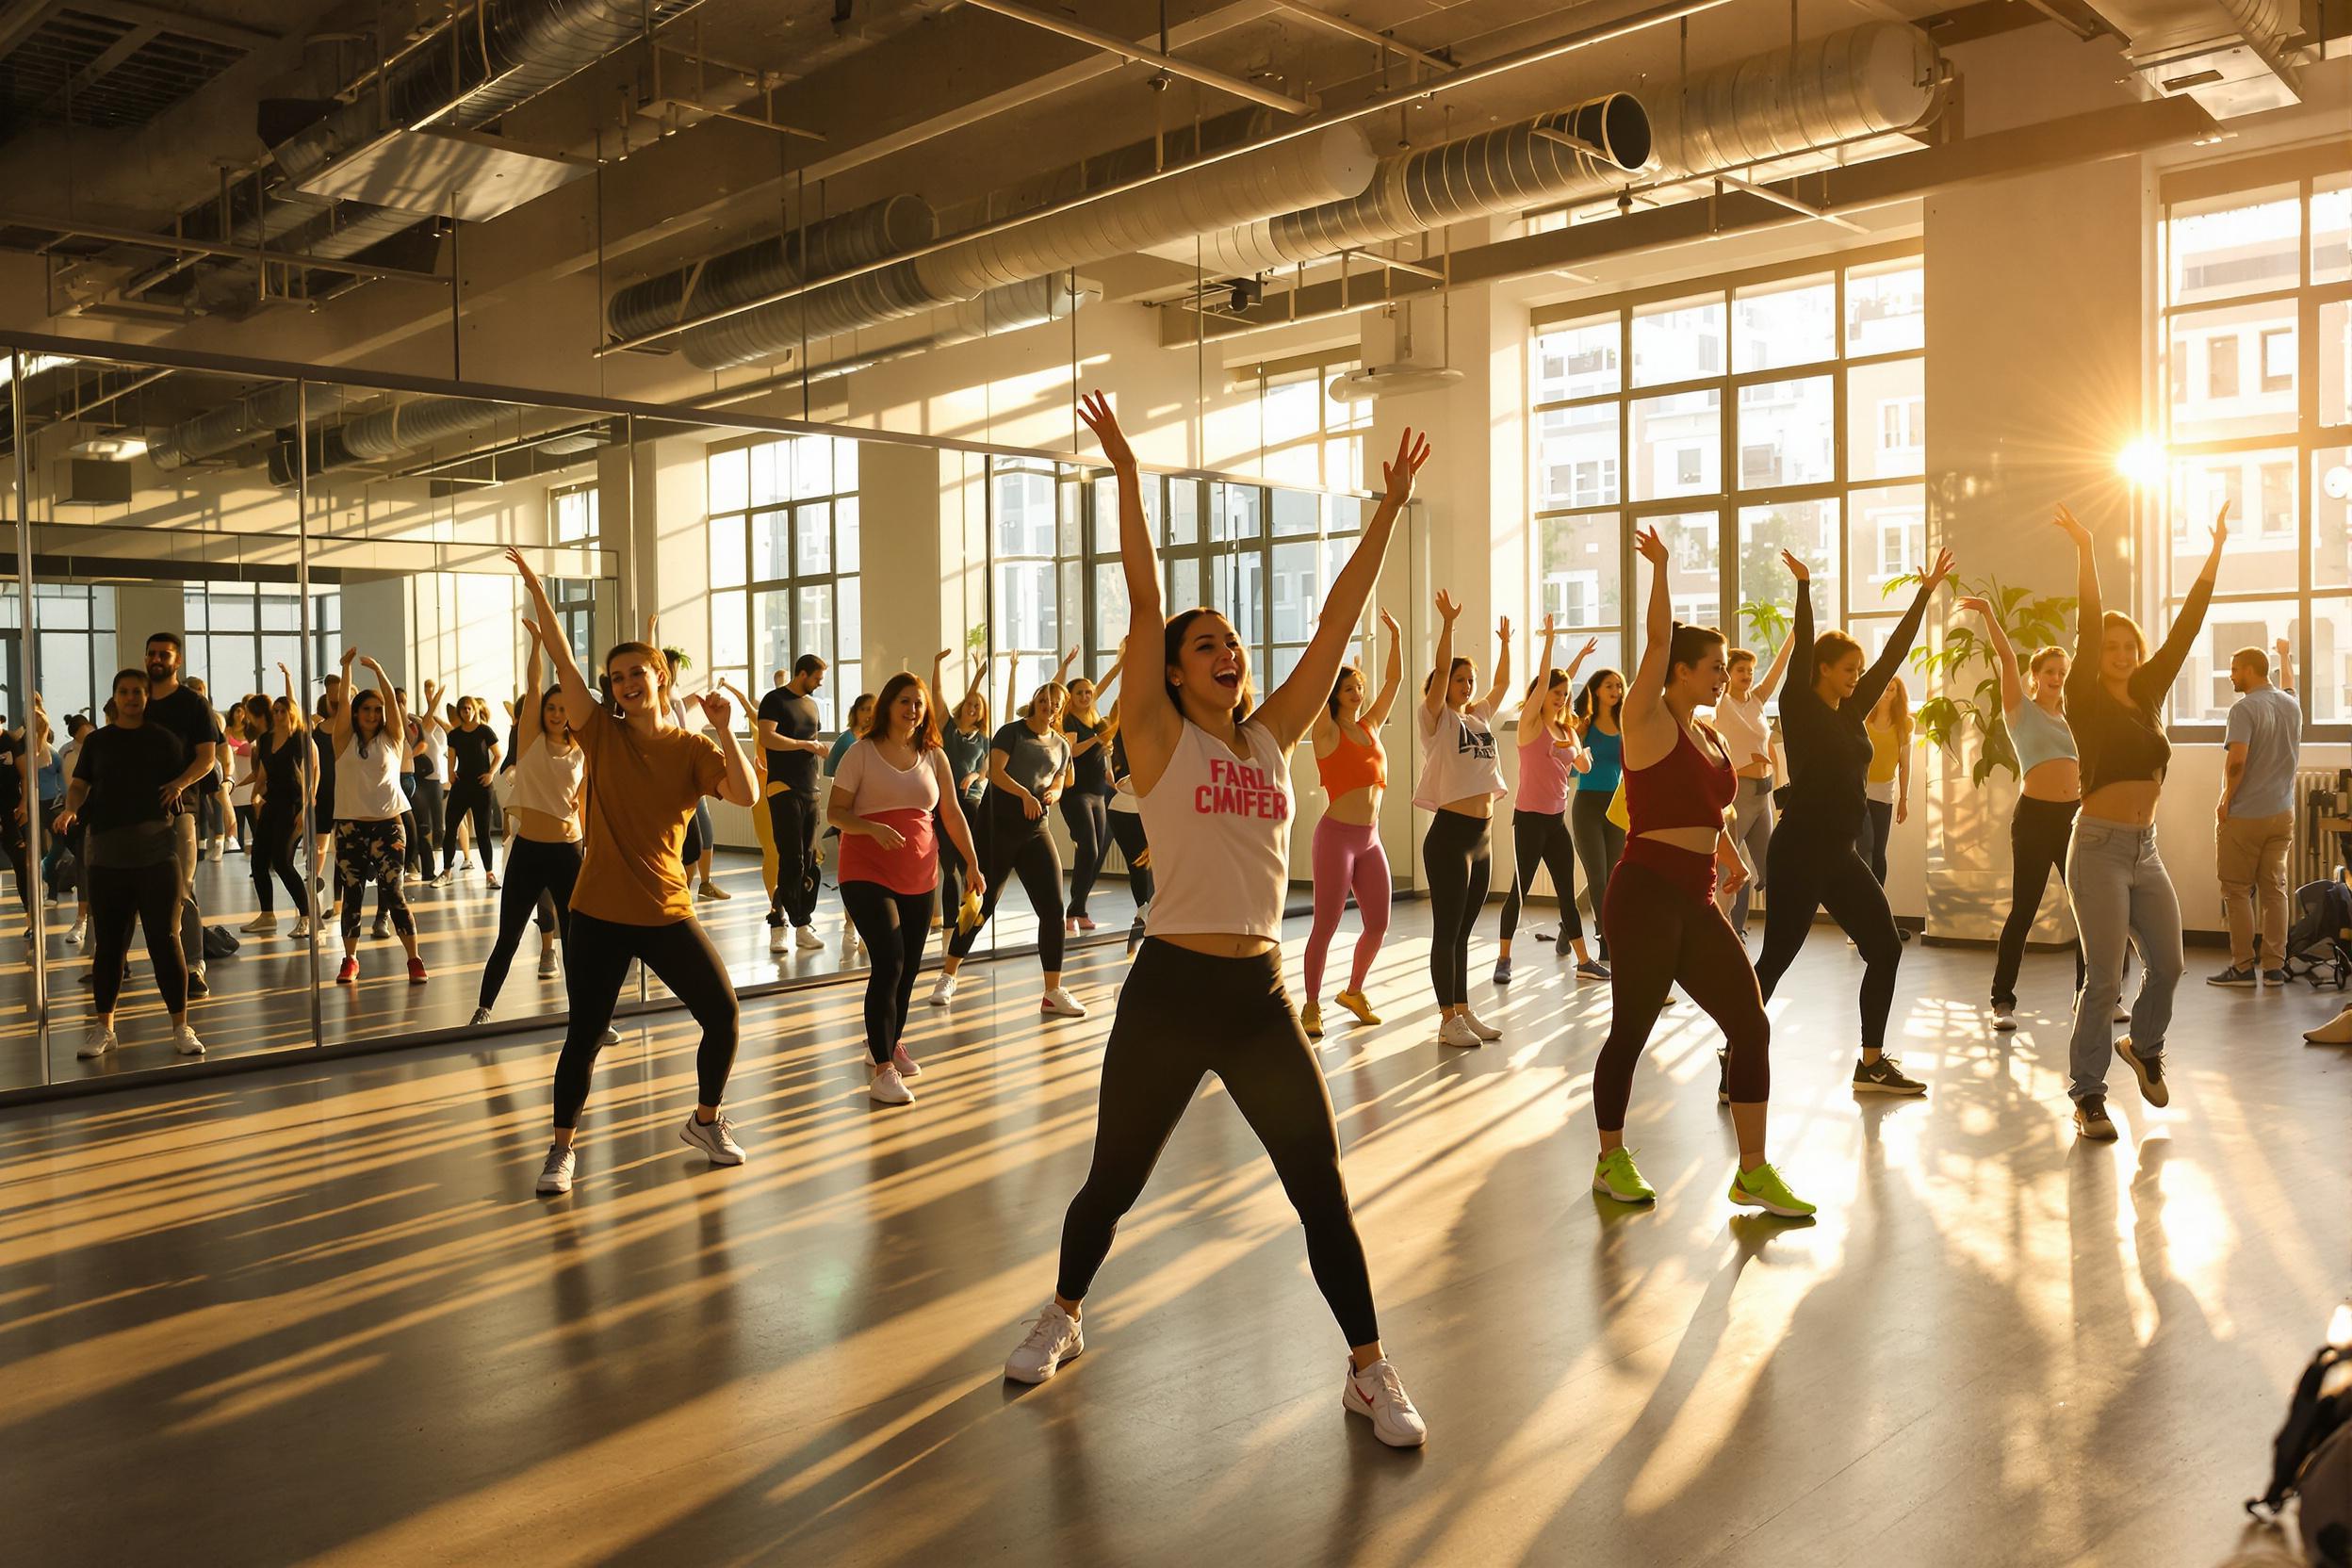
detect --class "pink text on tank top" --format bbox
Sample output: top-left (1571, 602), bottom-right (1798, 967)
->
top-left (1196, 755), bottom-right (1291, 821)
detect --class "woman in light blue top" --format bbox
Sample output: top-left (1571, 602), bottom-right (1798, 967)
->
top-left (1569, 665), bottom-right (1626, 960)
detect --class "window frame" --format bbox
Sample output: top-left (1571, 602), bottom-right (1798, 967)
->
top-left (706, 433), bottom-right (860, 732)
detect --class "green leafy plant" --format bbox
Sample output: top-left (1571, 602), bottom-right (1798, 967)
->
top-left (1903, 575), bottom-right (2075, 786)
top-left (1735, 598), bottom-right (1790, 659)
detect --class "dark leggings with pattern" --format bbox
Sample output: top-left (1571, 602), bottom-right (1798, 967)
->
top-left (335, 819), bottom-right (413, 943)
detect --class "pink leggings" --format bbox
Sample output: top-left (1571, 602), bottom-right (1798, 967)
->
top-left (1304, 818), bottom-right (1392, 1000)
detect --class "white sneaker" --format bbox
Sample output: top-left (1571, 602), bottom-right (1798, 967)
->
top-left (468, 1005), bottom-right (492, 1027)
top-left (485, 873), bottom-right (500, 890)
top-left (1343, 1358), bottom-right (1428, 1447)
top-left (536, 1144), bottom-right (575, 1195)
top-left (869, 1064), bottom-right (915, 1105)
top-left (678, 1111), bottom-right (745, 1166)
top-left (929, 972), bottom-right (957, 1006)
top-left (602, 1026), bottom-right (622, 1046)
top-left (1041, 987), bottom-right (1086, 1019)
top-left (537, 948), bottom-right (560, 979)
top-left (1992, 1005), bottom-right (2017, 1032)
top-left (240, 913), bottom-right (278, 934)
top-left (769, 925), bottom-right (790, 954)
top-left (2114, 1004), bottom-right (2131, 1024)
top-left (1438, 1014), bottom-right (1483, 1050)
top-left (76, 1023), bottom-right (116, 1060)
top-left (890, 1044), bottom-right (923, 1080)
top-left (172, 1024), bottom-right (205, 1056)
top-left (1462, 1010), bottom-right (1503, 1042)
top-left (1004, 1302), bottom-right (1084, 1383)
top-left (289, 917), bottom-right (314, 939)
top-left (794, 925), bottom-right (824, 952)
top-left (67, 917), bottom-right (86, 946)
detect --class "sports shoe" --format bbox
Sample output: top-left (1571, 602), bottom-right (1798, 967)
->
top-left (76, 1023), bottom-right (116, 1060)
top-left (1342, 1359), bottom-right (1428, 1448)
top-left (407, 957), bottom-right (429, 985)
top-left (240, 913), bottom-right (278, 935)
top-left (794, 925), bottom-right (824, 952)
top-left (66, 917), bottom-right (85, 945)
top-left (485, 873), bottom-right (500, 890)
top-left (890, 1045), bottom-right (922, 1080)
top-left (1492, 957), bottom-right (1513, 986)
top-left (1853, 1055), bottom-right (1926, 1096)
top-left (1728, 1161), bottom-right (1816, 1217)
top-left (1333, 989), bottom-right (1381, 1026)
top-left (678, 1111), bottom-right (745, 1166)
top-left (928, 972), bottom-right (957, 1006)
top-left (335, 956), bottom-right (358, 984)
top-left (2114, 1003), bottom-right (2131, 1024)
top-left (468, 1006), bottom-right (492, 1027)
top-left (536, 1145), bottom-right (575, 1195)
top-left (769, 926), bottom-right (789, 953)
top-left (537, 948), bottom-right (560, 979)
top-left (288, 917), bottom-right (314, 939)
top-left (1004, 1302), bottom-right (1084, 1383)
top-left (1992, 1004), bottom-right (2017, 1032)
top-left (1041, 987), bottom-right (1086, 1019)
top-left (1438, 1014), bottom-right (1482, 1050)
top-left (2207, 964), bottom-right (2257, 988)
top-left (2304, 1007), bottom-right (2352, 1044)
top-left (187, 972), bottom-right (209, 999)
top-left (1299, 1002), bottom-right (1324, 1039)
top-left (869, 1065), bottom-right (914, 1105)
top-left (172, 1024), bottom-right (205, 1056)
top-left (371, 917), bottom-right (389, 939)
top-left (1592, 1147), bottom-right (1656, 1203)
top-left (2261, 968), bottom-right (2286, 987)
top-left (454, 853), bottom-right (471, 871)
top-left (2115, 1036), bottom-right (2167, 1107)
top-left (601, 1026), bottom-right (622, 1046)
top-left (1462, 1009), bottom-right (1502, 1042)
top-left (1576, 959), bottom-right (1612, 982)
top-left (2073, 1094), bottom-right (2117, 1140)
top-left (697, 881), bottom-right (731, 900)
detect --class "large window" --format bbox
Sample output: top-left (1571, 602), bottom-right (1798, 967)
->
top-left (1529, 245), bottom-right (1926, 680)
top-left (28, 583), bottom-right (115, 724)
top-left (182, 584), bottom-right (343, 710)
top-left (2160, 162), bottom-right (2350, 730)
top-left (708, 434), bottom-right (860, 729)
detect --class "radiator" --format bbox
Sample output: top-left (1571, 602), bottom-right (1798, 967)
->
top-left (2299, 766), bottom-right (2349, 886)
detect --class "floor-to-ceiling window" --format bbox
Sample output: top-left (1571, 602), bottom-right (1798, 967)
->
top-left (1528, 243), bottom-right (1926, 681)
top-left (182, 584), bottom-right (343, 710)
top-left (707, 434), bottom-right (860, 729)
top-left (2160, 155), bottom-right (2350, 731)
top-left (547, 482), bottom-right (601, 667)
top-left (28, 583), bottom-right (115, 725)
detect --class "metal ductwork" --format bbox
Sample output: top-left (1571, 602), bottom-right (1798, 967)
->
top-left (606, 196), bottom-right (939, 348)
top-left (636, 124), bottom-right (1380, 371)
top-left (2101, 0), bottom-right (2303, 119)
top-left (1647, 22), bottom-right (1947, 180)
top-left (149, 383), bottom-right (303, 471)
top-left (263, 396), bottom-right (596, 486)
top-left (1144, 95), bottom-right (1653, 278)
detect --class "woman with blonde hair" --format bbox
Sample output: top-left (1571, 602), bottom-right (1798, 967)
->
top-left (1858, 674), bottom-right (1914, 893)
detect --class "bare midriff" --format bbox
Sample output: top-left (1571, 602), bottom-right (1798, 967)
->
top-left (1436, 794), bottom-right (1494, 821)
top-left (1636, 825), bottom-right (1721, 856)
top-left (1324, 782), bottom-right (1381, 825)
top-left (1735, 758), bottom-right (1772, 781)
top-left (2081, 779), bottom-right (2162, 828)
top-left (514, 806), bottom-right (580, 844)
top-left (2019, 756), bottom-right (2082, 805)
top-left (1157, 931), bottom-right (1279, 958)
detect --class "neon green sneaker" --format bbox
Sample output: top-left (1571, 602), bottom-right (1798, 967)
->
top-left (1728, 1161), bottom-right (1816, 1217)
top-left (1592, 1147), bottom-right (1656, 1203)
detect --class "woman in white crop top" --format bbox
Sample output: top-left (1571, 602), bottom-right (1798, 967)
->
top-left (1001, 393), bottom-right (1433, 1450)
top-left (1415, 591), bottom-right (1511, 1048)
top-left (470, 639), bottom-right (589, 1027)
top-left (327, 648), bottom-right (425, 985)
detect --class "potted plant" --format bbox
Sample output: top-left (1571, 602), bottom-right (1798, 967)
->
top-left (1905, 575), bottom-right (2074, 784)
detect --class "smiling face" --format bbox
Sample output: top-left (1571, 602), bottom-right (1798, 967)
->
top-left (955, 692), bottom-right (986, 732)
top-left (1671, 646), bottom-right (1730, 707)
top-left (2031, 651), bottom-right (2067, 700)
top-left (1446, 660), bottom-right (1477, 710)
top-left (605, 648), bottom-right (664, 718)
top-left (351, 690), bottom-right (386, 742)
top-left (112, 675), bottom-right (149, 723)
top-left (1818, 649), bottom-right (1865, 703)
top-left (1168, 611), bottom-right (1247, 714)
top-left (1068, 679), bottom-right (1095, 715)
top-left (1541, 675), bottom-right (1570, 723)
top-left (888, 684), bottom-right (925, 740)
top-left (540, 689), bottom-right (569, 740)
top-left (1598, 671), bottom-right (1625, 716)
top-left (2099, 619), bottom-right (2143, 684)
top-left (1333, 668), bottom-right (1365, 720)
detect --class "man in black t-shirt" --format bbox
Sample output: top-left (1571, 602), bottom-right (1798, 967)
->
top-left (139, 631), bottom-right (222, 992)
top-left (755, 654), bottom-right (829, 948)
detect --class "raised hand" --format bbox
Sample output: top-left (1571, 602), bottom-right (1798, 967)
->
top-left (1495, 616), bottom-right (1513, 644)
top-left (1634, 526), bottom-right (1668, 567)
top-left (1379, 607), bottom-right (1399, 639)
top-left (1955, 595), bottom-right (1993, 619)
top-left (1380, 427), bottom-right (1432, 506)
top-left (2050, 503), bottom-right (2090, 543)
top-left (1540, 612), bottom-right (1559, 638)
top-left (2208, 499), bottom-right (2230, 553)
top-left (700, 690), bottom-right (734, 732)
top-left (1921, 546), bottom-right (1957, 593)
top-left (1434, 590), bottom-right (1462, 624)
top-left (1576, 635), bottom-right (1600, 663)
top-left (1780, 548), bottom-right (1809, 582)
top-left (1076, 390), bottom-right (1136, 469)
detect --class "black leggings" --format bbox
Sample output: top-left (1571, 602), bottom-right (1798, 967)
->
top-left (1500, 807), bottom-right (1581, 942)
top-left (1594, 849), bottom-right (1768, 1128)
top-left (1992, 794), bottom-right (2088, 1008)
top-left (0, 824), bottom-right (30, 915)
top-left (1422, 809), bottom-right (1491, 1007)
top-left (90, 858), bottom-right (188, 1016)
top-left (441, 781), bottom-right (496, 876)
top-left (1108, 808), bottom-right (1152, 909)
top-left (947, 795), bottom-right (1065, 971)
top-left (1855, 798), bottom-right (1894, 884)
top-left (1056, 939), bottom-right (1380, 1347)
top-left (768, 789), bottom-right (821, 926)
top-left (841, 880), bottom-right (932, 1063)
top-left (1060, 790), bottom-right (1111, 919)
top-left (1754, 807), bottom-right (1902, 1054)
top-left (251, 802), bottom-right (312, 916)
top-left (479, 837), bottom-right (582, 1011)
top-left (552, 910), bottom-right (739, 1128)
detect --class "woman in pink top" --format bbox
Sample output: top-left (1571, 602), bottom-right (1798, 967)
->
top-left (1494, 615), bottom-right (1604, 987)
top-left (829, 671), bottom-right (984, 1106)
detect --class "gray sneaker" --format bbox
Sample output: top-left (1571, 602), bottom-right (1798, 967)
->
top-left (2261, 968), bottom-right (2287, 987)
top-left (2206, 964), bottom-right (2257, 988)
top-left (1853, 1055), bottom-right (1926, 1096)
top-left (679, 1111), bottom-right (745, 1166)
top-left (536, 1144), bottom-right (576, 1195)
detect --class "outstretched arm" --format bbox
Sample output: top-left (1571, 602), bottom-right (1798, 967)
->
top-left (361, 656), bottom-right (403, 756)
top-left (2143, 504), bottom-right (2227, 692)
top-left (1364, 608), bottom-right (1405, 727)
top-left (1753, 622), bottom-right (1797, 702)
top-left (515, 639), bottom-right (545, 760)
top-left (1080, 391), bottom-right (1177, 772)
top-left (507, 547), bottom-right (599, 731)
top-left (1478, 617), bottom-right (1514, 717)
top-left (1513, 620), bottom-right (1560, 731)
top-left (2054, 505), bottom-right (2100, 679)
top-left (329, 648), bottom-right (358, 749)
top-left (1956, 596), bottom-right (2025, 716)
top-left (697, 689), bottom-right (757, 808)
top-left (1422, 590), bottom-right (1461, 728)
top-left (1783, 552), bottom-right (1817, 700)
top-left (1623, 525), bottom-right (1675, 736)
top-left (1093, 655), bottom-right (1124, 705)
top-left (1853, 547), bottom-right (1953, 716)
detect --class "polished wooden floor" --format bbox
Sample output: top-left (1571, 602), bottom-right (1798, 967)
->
top-left (3, 907), bottom-right (2344, 1567)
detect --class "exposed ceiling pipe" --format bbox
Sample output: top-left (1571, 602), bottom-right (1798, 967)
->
top-left (149, 382), bottom-right (303, 471)
top-left (606, 196), bottom-right (939, 349)
top-left (264, 397), bottom-right (607, 486)
top-left (956, 0), bottom-right (1315, 114)
top-left (1644, 22), bottom-right (1948, 184)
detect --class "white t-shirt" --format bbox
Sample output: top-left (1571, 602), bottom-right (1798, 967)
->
top-left (1709, 691), bottom-right (1771, 774)
top-left (335, 731), bottom-right (406, 821)
top-left (1413, 700), bottom-right (1506, 811)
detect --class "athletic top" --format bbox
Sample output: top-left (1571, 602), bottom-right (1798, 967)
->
top-left (335, 730), bottom-right (406, 821)
top-left (508, 738), bottom-right (585, 835)
top-left (1710, 691), bottom-right (1771, 772)
top-left (1779, 587), bottom-right (1932, 828)
top-left (410, 727), bottom-right (437, 782)
top-left (73, 723), bottom-right (186, 869)
top-left (1624, 721), bottom-right (1737, 839)
top-left (2065, 576), bottom-right (2210, 797)
top-left (1413, 700), bottom-right (1505, 810)
top-left (942, 723), bottom-right (990, 807)
top-left (256, 731), bottom-right (309, 803)
top-left (1065, 717), bottom-right (1112, 794)
top-left (1108, 730), bottom-right (1141, 816)
top-left (1515, 727), bottom-right (1579, 815)
top-left (834, 738), bottom-right (956, 897)
top-left (1315, 721), bottom-right (1385, 798)
top-left (447, 725), bottom-right (498, 786)
top-left (758, 687), bottom-right (822, 794)
top-left (2006, 697), bottom-right (2076, 776)
top-left (1577, 726), bottom-right (1623, 793)
top-left (825, 728), bottom-right (860, 775)
top-left (312, 724), bottom-right (336, 816)
top-left (1865, 721), bottom-right (1903, 806)
top-left (991, 719), bottom-right (1071, 799)
top-left (1137, 717), bottom-right (1291, 941)
top-left (143, 685), bottom-right (221, 804)
top-left (570, 706), bottom-right (727, 925)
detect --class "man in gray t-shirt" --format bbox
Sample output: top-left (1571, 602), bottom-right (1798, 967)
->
top-left (2212, 639), bottom-right (2301, 982)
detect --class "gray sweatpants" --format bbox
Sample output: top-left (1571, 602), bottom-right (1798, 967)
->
top-left (2063, 817), bottom-right (2183, 1103)
top-left (1720, 776), bottom-right (1774, 931)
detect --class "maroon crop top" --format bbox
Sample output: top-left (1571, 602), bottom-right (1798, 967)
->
top-left (1625, 721), bottom-right (1738, 838)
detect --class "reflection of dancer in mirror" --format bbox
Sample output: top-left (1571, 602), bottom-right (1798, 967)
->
top-left (141, 634), bottom-right (220, 996)
top-left (1588, 528), bottom-right (1807, 1216)
top-left (55, 669), bottom-right (202, 1060)
top-left (435, 695), bottom-right (501, 889)
top-left (1495, 616), bottom-right (1606, 987)
top-left (1104, 727), bottom-right (1152, 948)
top-left (1568, 663), bottom-right (1626, 962)
top-left (1710, 632), bottom-right (1794, 937)
top-left (930, 648), bottom-right (994, 931)
top-left (0, 693), bottom-right (54, 930)
top-left (929, 678), bottom-right (1077, 1014)
top-left (1003, 394), bottom-right (1432, 1451)
top-left (756, 655), bottom-right (830, 952)
top-left (327, 649), bottom-right (425, 986)
top-left (1416, 594), bottom-right (1510, 1048)
top-left (240, 666), bottom-right (316, 939)
top-left (1298, 606), bottom-right (1403, 1040)
top-left (469, 635), bottom-right (586, 1027)
top-left (510, 548), bottom-right (759, 1196)
top-left (1058, 653), bottom-right (1123, 935)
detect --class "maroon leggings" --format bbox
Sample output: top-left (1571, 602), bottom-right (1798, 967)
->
top-left (1594, 841), bottom-right (1771, 1129)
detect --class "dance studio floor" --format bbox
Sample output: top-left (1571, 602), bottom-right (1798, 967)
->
top-left (3, 908), bottom-right (2344, 1566)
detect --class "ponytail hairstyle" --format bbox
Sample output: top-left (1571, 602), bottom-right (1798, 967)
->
top-left (1573, 666), bottom-right (1624, 727)
top-left (1668, 624), bottom-right (1727, 678)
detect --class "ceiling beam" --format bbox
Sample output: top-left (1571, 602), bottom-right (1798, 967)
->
top-left (1265, 1), bottom-right (1455, 74)
top-left (39, 21), bottom-right (157, 115)
top-left (0, 0), bottom-right (66, 59)
top-left (956, 0), bottom-right (1315, 115)
top-left (65, 0), bottom-right (275, 52)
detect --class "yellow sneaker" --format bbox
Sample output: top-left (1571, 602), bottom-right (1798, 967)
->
top-left (1333, 989), bottom-right (1382, 1026)
top-left (1299, 1002), bottom-right (1324, 1039)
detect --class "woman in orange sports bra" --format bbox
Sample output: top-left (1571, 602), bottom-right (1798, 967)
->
top-left (1300, 607), bottom-right (1403, 1039)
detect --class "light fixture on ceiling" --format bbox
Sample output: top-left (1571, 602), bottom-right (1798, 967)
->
top-left (69, 433), bottom-right (149, 461)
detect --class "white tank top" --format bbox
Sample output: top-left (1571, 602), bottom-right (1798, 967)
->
top-left (335, 731), bottom-right (406, 821)
top-left (508, 737), bottom-right (585, 834)
top-left (1413, 701), bottom-right (1506, 810)
top-left (1136, 717), bottom-right (1292, 941)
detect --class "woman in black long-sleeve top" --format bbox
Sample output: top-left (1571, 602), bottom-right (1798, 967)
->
top-left (1748, 545), bottom-right (1953, 1098)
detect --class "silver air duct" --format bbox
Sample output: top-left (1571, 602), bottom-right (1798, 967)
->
top-left (1648, 22), bottom-right (1946, 180)
top-left (149, 383), bottom-right (303, 471)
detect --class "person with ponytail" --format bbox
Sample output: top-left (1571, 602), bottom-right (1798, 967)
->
top-left (1298, 607), bottom-right (1402, 1039)
top-left (1494, 616), bottom-right (1606, 986)
top-left (1415, 596), bottom-right (1511, 1048)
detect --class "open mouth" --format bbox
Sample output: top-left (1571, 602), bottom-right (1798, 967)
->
top-left (1214, 670), bottom-right (1240, 690)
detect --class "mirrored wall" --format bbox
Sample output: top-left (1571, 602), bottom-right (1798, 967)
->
top-left (1, 341), bottom-right (1416, 1096)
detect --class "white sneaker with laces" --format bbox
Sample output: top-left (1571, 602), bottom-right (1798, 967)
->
top-left (1041, 987), bottom-right (1086, 1019)
top-left (1438, 1015), bottom-right (1482, 1049)
top-left (536, 1145), bottom-right (575, 1195)
top-left (67, 917), bottom-right (86, 946)
top-left (485, 873), bottom-right (500, 890)
top-left (869, 1064), bottom-right (915, 1105)
top-left (172, 1024), bottom-right (205, 1056)
top-left (679, 1111), bottom-right (745, 1166)
top-left (288, 917), bottom-right (314, 939)
top-left (1004, 1303), bottom-right (1084, 1383)
top-left (241, 913), bottom-right (278, 934)
top-left (793, 925), bottom-right (824, 952)
top-left (929, 972), bottom-right (957, 1006)
top-left (769, 925), bottom-right (790, 954)
top-left (1343, 1358), bottom-right (1429, 1447)
top-left (76, 1023), bottom-right (116, 1060)
top-left (1462, 1009), bottom-right (1503, 1041)
top-left (468, 1006), bottom-right (492, 1027)
top-left (890, 1044), bottom-right (923, 1080)
top-left (537, 948), bottom-right (560, 979)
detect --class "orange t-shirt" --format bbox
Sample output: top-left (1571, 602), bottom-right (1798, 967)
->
top-left (570, 703), bottom-right (727, 925)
